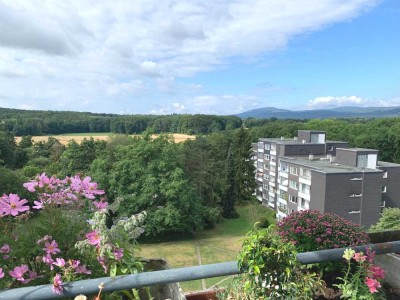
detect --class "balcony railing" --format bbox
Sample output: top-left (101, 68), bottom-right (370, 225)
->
top-left (1, 241), bottom-right (399, 300)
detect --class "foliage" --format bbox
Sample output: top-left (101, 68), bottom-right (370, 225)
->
top-left (369, 208), bottom-right (400, 232)
top-left (232, 126), bottom-right (256, 203)
top-left (277, 210), bottom-right (370, 252)
top-left (108, 136), bottom-right (209, 239)
top-left (0, 174), bottom-right (146, 298)
top-left (237, 226), bottom-right (324, 299)
top-left (222, 146), bottom-right (238, 219)
top-left (335, 248), bottom-right (386, 299)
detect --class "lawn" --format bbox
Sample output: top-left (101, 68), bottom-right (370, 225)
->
top-left (139, 203), bottom-right (275, 292)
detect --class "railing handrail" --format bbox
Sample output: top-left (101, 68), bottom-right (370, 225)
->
top-left (1, 241), bottom-right (399, 300)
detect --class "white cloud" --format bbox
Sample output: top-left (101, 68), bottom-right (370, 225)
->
top-left (0, 0), bottom-right (379, 113)
top-left (308, 96), bottom-right (363, 108)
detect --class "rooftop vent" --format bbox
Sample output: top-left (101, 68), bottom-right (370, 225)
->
top-left (302, 140), bottom-right (306, 144)
top-left (309, 154), bottom-right (314, 160)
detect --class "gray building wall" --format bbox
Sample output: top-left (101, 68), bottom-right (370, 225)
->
top-left (361, 172), bottom-right (383, 228)
top-left (325, 142), bottom-right (349, 156)
top-left (336, 149), bottom-right (358, 167)
top-left (282, 144), bottom-right (325, 156)
top-left (378, 166), bottom-right (400, 208)
top-left (309, 171), bottom-right (326, 212)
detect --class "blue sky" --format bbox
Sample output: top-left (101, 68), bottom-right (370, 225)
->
top-left (0, 0), bottom-right (398, 115)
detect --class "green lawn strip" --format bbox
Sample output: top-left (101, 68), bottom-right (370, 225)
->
top-left (139, 204), bottom-right (275, 292)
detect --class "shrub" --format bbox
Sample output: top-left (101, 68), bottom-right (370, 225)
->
top-left (370, 208), bottom-right (400, 232)
top-left (277, 210), bottom-right (369, 252)
top-left (238, 225), bottom-right (324, 299)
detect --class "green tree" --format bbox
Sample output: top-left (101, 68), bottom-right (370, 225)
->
top-left (232, 127), bottom-right (256, 203)
top-left (222, 146), bottom-right (238, 218)
top-left (370, 208), bottom-right (400, 232)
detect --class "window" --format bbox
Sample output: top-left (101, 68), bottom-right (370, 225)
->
top-left (265, 143), bottom-right (271, 150)
top-left (257, 162), bottom-right (263, 169)
top-left (280, 162), bottom-right (288, 173)
top-left (289, 180), bottom-right (298, 190)
top-left (328, 145), bottom-right (334, 151)
top-left (299, 183), bottom-right (310, 195)
top-left (382, 186), bottom-right (387, 193)
top-left (381, 200), bottom-right (386, 208)
top-left (350, 193), bottom-right (362, 198)
top-left (348, 210), bottom-right (360, 214)
top-left (289, 194), bottom-right (298, 204)
top-left (300, 197), bottom-right (306, 207)
top-left (257, 152), bottom-right (263, 158)
top-left (289, 208), bottom-right (295, 214)
top-left (350, 177), bottom-right (362, 181)
top-left (383, 171), bottom-right (388, 178)
top-left (289, 166), bottom-right (298, 175)
top-left (300, 168), bottom-right (311, 179)
top-left (264, 154), bottom-right (270, 160)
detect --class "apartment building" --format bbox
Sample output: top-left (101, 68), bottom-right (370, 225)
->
top-left (254, 130), bottom-right (400, 227)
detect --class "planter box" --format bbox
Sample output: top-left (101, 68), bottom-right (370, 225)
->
top-left (375, 253), bottom-right (400, 289)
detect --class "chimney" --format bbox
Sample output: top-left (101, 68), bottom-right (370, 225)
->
top-left (309, 154), bottom-right (314, 160)
top-left (302, 140), bottom-right (306, 144)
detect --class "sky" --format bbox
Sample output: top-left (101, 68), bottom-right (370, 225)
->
top-left (0, 0), bottom-right (399, 115)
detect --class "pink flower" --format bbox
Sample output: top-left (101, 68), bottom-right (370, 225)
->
top-left (353, 252), bottom-right (367, 263)
top-left (368, 265), bottom-right (385, 280)
top-left (86, 231), bottom-right (101, 246)
top-left (42, 254), bottom-right (54, 270)
top-left (37, 235), bottom-right (52, 245)
top-left (53, 258), bottom-right (66, 268)
top-left (9, 265), bottom-right (29, 281)
top-left (43, 240), bottom-right (61, 255)
top-left (0, 194), bottom-right (30, 216)
top-left (0, 268), bottom-right (4, 279)
top-left (93, 200), bottom-right (108, 211)
top-left (23, 181), bottom-right (37, 192)
top-left (315, 237), bottom-right (322, 243)
top-left (32, 200), bottom-right (44, 210)
top-left (75, 264), bottom-right (91, 275)
top-left (113, 248), bottom-right (124, 261)
top-left (70, 259), bottom-right (81, 269)
top-left (0, 244), bottom-right (10, 254)
top-left (52, 273), bottom-right (63, 294)
top-left (22, 270), bottom-right (39, 284)
top-left (365, 277), bottom-right (381, 293)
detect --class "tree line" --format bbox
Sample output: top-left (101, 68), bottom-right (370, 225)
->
top-left (0, 107), bottom-right (241, 135)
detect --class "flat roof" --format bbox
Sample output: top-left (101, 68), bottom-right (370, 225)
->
top-left (279, 156), bottom-right (383, 174)
top-left (337, 147), bottom-right (379, 152)
top-left (258, 138), bottom-right (348, 145)
top-left (377, 161), bottom-right (400, 167)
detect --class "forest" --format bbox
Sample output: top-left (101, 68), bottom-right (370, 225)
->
top-left (3, 114), bottom-right (400, 240)
top-left (0, 107), bottom-right (242, 135)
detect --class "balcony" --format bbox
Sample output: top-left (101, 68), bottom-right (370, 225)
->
top-left (299, 176), bottom-right (311, 185)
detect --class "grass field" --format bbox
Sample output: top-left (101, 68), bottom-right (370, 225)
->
top-left (15, 133), bottom-right (195, 145)
top-left (139, 204), bottom-right (276, 292)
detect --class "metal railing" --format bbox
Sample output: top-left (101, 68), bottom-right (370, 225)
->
top-left (1, 241), bottom-right (399, 300)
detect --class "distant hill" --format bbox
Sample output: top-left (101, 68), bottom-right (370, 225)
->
top-left (236, 106), bottom-right (400, 119)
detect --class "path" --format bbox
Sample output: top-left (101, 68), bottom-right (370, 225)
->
top-left (194, 241), bottom-right (207, 290)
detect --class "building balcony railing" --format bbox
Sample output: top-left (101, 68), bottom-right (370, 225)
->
top-left (2, 241), bottom-right (399, 300)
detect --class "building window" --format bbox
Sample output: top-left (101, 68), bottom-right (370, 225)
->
top-left (289, 180), bottom-right (298, 190)
top-left (383, 171), bottom-right (388, 178)
top-left (328, 145), bottom-right (334, 151)
top-left (381, 200), bottom-right (386, 208)
top-left (300, 168), bottom-right (311, 179)
top-left (382, 186), bottom-right (387, 193)
top-left (289, 166), bottom-right (298, 175)
top-left (257, 162), bottom-right (263, 169)
top-left (350, 177), bottom-right (362, 181)
top-left (300, 197), bottom-right (306, 207)
top-left (349, 193), bottom-right (362, 198)
top-left (280, 162), bottom-right (288, 173)
top-left (264, 154), bottom-right (270, 160)
top-left (265, 143), bottom-right (271, 150)
top-left (289, 194), bottom-right (298, 204)
top-left (299, 183), bottom-right (310, 195)
top-left (289, 208), bottom-right (295, 214)
top-left (348, 210), bottom-right (361, 214)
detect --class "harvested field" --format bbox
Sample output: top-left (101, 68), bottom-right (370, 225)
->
top-left (15, 133), bottom-right (195, 145)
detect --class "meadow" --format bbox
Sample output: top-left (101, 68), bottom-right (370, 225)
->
top-left (139, 204), bottom-right (276, 291)
top-left (15, 133), bottom-right (195, 145)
